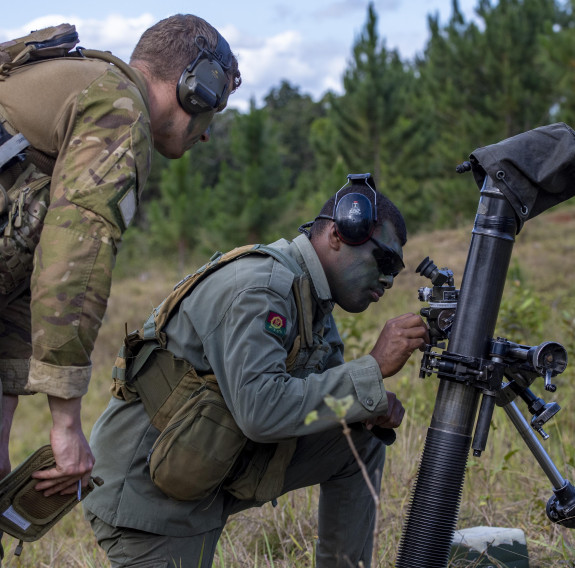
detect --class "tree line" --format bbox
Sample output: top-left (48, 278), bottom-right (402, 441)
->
top-left (131, 0), bottom-right (575, 268)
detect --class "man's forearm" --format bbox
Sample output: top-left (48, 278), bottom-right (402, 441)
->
top-left (33, 395), bottom-right (94, 494)
top-left (47, 395), bottom-right (83, 431)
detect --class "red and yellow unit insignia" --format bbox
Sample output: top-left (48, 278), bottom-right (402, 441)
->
top-left (265, 311), bottom-right (287, 338)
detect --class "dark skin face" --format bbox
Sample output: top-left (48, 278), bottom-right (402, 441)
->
top-left (315, 218), bottom-right (429, 375)
top-left (313, 216), bottom-right (429, 434)
top-left (325, 221), bottom-right (404, 313)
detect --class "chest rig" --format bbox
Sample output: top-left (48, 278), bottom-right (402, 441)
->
top-left (110, 243), bottom-right (330, 503)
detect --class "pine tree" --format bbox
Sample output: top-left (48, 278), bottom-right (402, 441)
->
top-left (207, 100), bottom-right (294, 248)
top-left (146, 153), bottom-right (213, 271)
top-left (326, 3), bottom-right (416, 187)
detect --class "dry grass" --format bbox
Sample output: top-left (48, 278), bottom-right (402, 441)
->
top-left (4, 203), bottom-right (575, 567)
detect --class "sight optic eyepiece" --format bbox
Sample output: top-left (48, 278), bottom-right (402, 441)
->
top-left (416, 257), bottom-right (454, 287)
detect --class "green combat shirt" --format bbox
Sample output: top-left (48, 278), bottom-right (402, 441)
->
top-left (0, 56), bottom-right (152, 398)
top-left (84, 234), bottom-right (388, 535)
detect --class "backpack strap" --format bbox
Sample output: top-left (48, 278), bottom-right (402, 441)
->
top-left (72, 49), bottom-right (150, 112)
top-left (0, 25), bottom-right (146, 102)
top-left (111, 245), bottom-right (314, 502)
top-left (111, 244), bottom-right (313, 403)
top-left (0, 127), bottom-right (29, 173)
top-left (0, 28), bottom-right (149, 179)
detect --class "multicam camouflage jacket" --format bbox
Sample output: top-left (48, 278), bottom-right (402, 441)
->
top-left (0, 56), bottom-right (152, 398)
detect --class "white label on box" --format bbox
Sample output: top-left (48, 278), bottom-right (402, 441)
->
top-left (2, 505), bottom-right (31, 530)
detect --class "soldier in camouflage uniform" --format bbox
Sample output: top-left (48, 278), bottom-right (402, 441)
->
top-left (0, 14), bottom-right (241, 497)
top-left (84, 180), bottom-right (430, 567)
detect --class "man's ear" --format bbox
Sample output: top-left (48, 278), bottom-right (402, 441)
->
top-left (327, 223), bottom-right (342, 251)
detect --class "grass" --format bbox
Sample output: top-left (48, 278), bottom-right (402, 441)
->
top-left (4, 203), bottom-right (575, 567)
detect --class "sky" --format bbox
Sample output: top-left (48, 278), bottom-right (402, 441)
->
top-left (2, 1), bottom-right (479, 112)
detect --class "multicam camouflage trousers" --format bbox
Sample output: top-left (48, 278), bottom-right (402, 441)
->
top-left (0, 280), bottom-right (32, 396)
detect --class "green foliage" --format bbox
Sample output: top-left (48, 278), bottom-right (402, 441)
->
top-left (405, 0), bottom-right (567, 226)
top-left (333, 311), bottom-right (376, 361)
top-left (203, 100), bottom-right (297, 249)
top-left (496, 261), bottom-right (545, 343)
top-left (324, 4), bottom-right (418, 193)
top-left (324, 394), bottom-right (354, 420)
top-left (537, 14), bottom-right (575, 125)
top-left (421, 0), bottom-right (560, 143)
top-left (264, 81), bottom-right (325, 184)
top-left (136, 0), bottom-right (575, 257)
top-left (558, 309), bottom-right (575, 373)
top-left (146, 152), bottom-right (214, 271)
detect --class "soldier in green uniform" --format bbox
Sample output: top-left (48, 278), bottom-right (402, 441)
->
top-left (0, 14), bottom-right (241, 497)
top-left (84, 175), bottom-right (430, 567)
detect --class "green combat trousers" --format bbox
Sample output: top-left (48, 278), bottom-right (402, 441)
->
top-left (88, 425), bottom-right (386, 568)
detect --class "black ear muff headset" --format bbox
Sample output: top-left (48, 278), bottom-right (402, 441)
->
top-left (316, 172), bottom-right (378, 245)
top-left (298, 172), bottom-right (405, 276)
top-left (176, 32), bottom-right (233, 115)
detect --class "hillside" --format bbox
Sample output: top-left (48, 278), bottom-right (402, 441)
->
top-left (4, 202), bottom-right (575, 567)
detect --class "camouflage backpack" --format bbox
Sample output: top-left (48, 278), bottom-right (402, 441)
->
top-left (0, 24), bottom-right (79, 295)
top-left (0, 24), bottom-right (147, 296)
top-left (0, 23), bottom-right (80, 72)
top-left (111, 244), bottom-right (315, 503)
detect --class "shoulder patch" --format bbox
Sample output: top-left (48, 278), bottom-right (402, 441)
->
top-left (116, 187), bottom-right (137, 229)
top-left (265, 311), bottom-right (287, 338)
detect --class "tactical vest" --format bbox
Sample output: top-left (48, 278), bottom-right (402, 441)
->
top-left (110, 244), bottom-right (318, 503)
top-left (0, 24), bottom-right (148, 297)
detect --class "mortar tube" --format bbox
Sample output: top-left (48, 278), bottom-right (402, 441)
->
top-left (396, 176), bottom-right (518, 568)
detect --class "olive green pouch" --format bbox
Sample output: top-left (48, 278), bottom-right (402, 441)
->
top-left (0, 445), bottom-right (103, 556)
top-left (147, 384), bottom-right (296, 503)
top-left (148, 386), bottom-right (249, 501)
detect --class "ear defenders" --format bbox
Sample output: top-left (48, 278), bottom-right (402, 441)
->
top-left (176, 32), bottom-right (233, 115)
top-left (321, 173), bottom-right (378, 245)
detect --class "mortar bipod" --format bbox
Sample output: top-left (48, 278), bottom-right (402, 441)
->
top-left (470, 338), bottom-right (567, 456)
top-left (418, 337), bottom-right (567, 454)
top-left (483, 338), bottom-right (575, 528)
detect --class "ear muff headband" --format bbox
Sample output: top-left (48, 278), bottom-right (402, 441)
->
top-left (176, 32), bottom-right (232, 115)
top-left (330, 173), bottom-right (378, 245)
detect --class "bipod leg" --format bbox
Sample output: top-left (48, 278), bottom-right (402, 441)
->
top-left (503, 401), bottom-right (565, 489)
